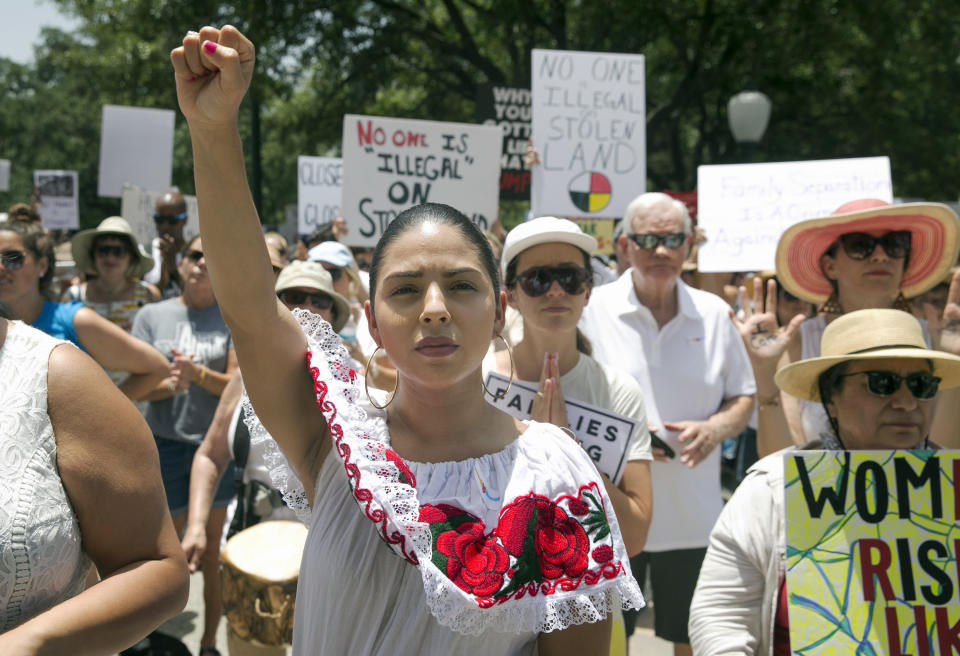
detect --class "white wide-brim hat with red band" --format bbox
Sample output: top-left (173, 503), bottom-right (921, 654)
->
top-left (775, 199), bottom-right (960, 304)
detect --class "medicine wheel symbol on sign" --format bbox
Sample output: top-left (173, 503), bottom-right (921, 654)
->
top-left (568, 171), bottom-right (612, 213)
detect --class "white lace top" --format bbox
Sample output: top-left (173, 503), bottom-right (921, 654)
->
top-left (0, 322), bottom-right (89, 630)
top-left (242, 311), bottom-right (643, 655)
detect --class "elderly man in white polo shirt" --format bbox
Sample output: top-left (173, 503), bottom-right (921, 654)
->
top-left (580, 191), bottom-right (756, 656)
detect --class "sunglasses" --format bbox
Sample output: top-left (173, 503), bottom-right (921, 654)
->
top-left (840, 370), bottom-right (941, 399)
top-left (279, 290), bottom-right (334, 310)
top-left (185, 249), bottom-right (205, 263)
top-left (514, 265), bottom-right (590, 297)
top-left (95, 244), bottom-right (128, 258)
top-left (628, 232), bottom-right (687, 250)
top-left (153, 211), bottom-right (187, 225)
top-left (322, 266), bottom-right (343, 282)
top-left (0, 250), bottom-right (26, 271)
top-left (837, 231), bottom-right (911, 260)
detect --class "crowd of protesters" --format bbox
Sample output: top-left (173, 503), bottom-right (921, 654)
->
top-left (2, 22), bottom-right (960, 656)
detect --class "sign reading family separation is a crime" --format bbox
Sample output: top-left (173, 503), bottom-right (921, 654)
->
top-left (340, 115), bottom-right (502, 248)
top-left (297, 156), bottom-right (342, 235)
top-left (483, 372), bottom-right (637, 483)
top-left (530, 49), bottom-right (645, 219)
top-left (785, 451), bottom-right (960, 655)
top-left (697, 156), bottom-right (893, 272)
top-left (34, 170), bottom-right (79, 230)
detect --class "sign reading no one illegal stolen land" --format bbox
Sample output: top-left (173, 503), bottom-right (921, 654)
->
top-left (340, 115), bottom-right (502, 248)
top-left (531, 48), bottom-right (646, 219)
top-left (785, 451), bottom-right (960, 655)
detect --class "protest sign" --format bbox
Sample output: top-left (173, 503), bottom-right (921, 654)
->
top-left (0, 159), bottom-right (10, 192)
top-left (573, 218), bottom-right (615, 255)
top-left (785, 451), bottom-right (960, 655)
top-left (33, 170), bottom-right (79, 230)
top-left (484, 372), bottom-right (637, 482)
top-left (697, 157), bottom-right (892, 272)
top-left (298, 156), bottom-right (342, 235)
top-left (530, 49), bottom-right (645, 219)
top-left (98, 105), bottom-right (175, 198)
top-left (475, 84), bottom-right (532, 201)
top-left (120, 184), bottom-right (199, 250)
top-left (340, 115), bottom-right (502, 248)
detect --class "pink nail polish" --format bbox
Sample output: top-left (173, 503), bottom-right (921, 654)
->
top-left (186, 76), bottom-right (197, 82)
top-left (203, 41), bottom-right (217, 54)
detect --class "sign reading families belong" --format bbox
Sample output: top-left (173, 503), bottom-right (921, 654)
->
top-left (785, 451), bottom-right (960, 655)
top-left (298, 156), bottom-right (342, 235)
top-left (697, 157), bottom-right (892, 272)
top-left (33, 170), bottom-right (79, 230)
top-left (530, 49), bottom-right (645, 218)
top-left (483, 372), bottom-right (637, 483)
top-left (475, 85), bottom-right (532, 201)
top-left (340, 115), bottom-right (502, 248)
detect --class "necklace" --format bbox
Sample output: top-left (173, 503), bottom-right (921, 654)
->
top-left (473, 465), bottom-right (501, 502)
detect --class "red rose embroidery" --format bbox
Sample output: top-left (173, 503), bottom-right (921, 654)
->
top-left (568, 499), bottom-right (590, 516)
top-left (498, 495), bottom-right (589, 579)
top-left (384, 449), bottom-right (416, 488)
top-left (436, 521), bottom-right (509, 597)
top-left (591, 544), bottom-right (613, 563)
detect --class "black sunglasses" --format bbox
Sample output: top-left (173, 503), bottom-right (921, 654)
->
top-left (840, 370), bottom-right (941, 399)
top-left (514, 265), bottom-right (590, 297)
top-left (153, 211), bottom-right (187, 225)
top-left (279, 290), bottom-right (333, 310)
top-left (185, 249), bottom-right (205, 263)
top-left (0, 250), bottom-right (26, 271)
top-left (322, 266), bottom-right (343, 282)
top-left (838, 231), bottom-right (911, 260)
top-left (628, 232), bottom-right (687, 250)
top-left (95, 244), bottom-right (128, 258)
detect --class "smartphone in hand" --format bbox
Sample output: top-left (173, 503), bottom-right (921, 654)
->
top-left (649, 431), bottom-right (676, 459)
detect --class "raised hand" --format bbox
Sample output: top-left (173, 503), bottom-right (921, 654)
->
top-left (731, 278), bottom-right (805, 376)
top-left (170, 25), bottom-right (255, 129)
top-left (530, 351), bottom-right (569, 428)
top-left (924, 270), bottom-right (960, 355)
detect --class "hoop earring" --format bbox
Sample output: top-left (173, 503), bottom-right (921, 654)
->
top-left (364, 346), bottom-right (397, 410)
top-left (481, 335), bottom-right (514, 400)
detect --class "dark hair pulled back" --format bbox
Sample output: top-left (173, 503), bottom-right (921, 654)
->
top-left (368, 203), bottom-right (500, 313)
top-left (0, 221), bottom-right (56, 299)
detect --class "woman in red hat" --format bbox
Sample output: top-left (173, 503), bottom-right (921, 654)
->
top-left (733, 198), bottom-right (960, 455)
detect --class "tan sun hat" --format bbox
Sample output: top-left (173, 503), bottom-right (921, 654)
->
top-left (275, 260), bottom-right (351, 332)
top-left (775, 308), bottom-right (960, 401)
top-left (775, 199), bottom-right (960, 304)
top-left (71, 216), bottom-right (154, 278)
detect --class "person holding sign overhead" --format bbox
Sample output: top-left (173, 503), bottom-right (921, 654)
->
top-left (733, 199), bottom-right (960, 457)
top-left (171, 24), bottom-right (642, 656)
top-left (689, 308), bottom-right (960, 655)
top-left (579, 191), bottom-right (756, 656)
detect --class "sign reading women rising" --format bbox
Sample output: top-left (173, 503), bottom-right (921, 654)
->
top-left (340, 115), bottom-right (502, 248)
top-left (530, 49), bottom-right (645, 219)
top-left (785, 451), bottom-right (960, 655)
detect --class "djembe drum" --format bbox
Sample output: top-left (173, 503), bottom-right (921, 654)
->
top-left (220, 520), bottom-right (308, 647)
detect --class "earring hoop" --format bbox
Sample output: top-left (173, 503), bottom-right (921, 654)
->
top-left (364, 346), bottom-right (397, 410)
top-left (481, 335), bottom-right (514, 400)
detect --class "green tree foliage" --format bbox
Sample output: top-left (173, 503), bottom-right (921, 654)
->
top-left (1, 0), bottom-right (958, 231)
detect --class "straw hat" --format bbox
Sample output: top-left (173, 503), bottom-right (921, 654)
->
top-left (275, 260), bottom-right (351, 332)
top-left (775, 308), bottom-right (960, 401)
top-left (775, 199), bottom-right (960, 304)
top-left (71, 216), bottom-right (154, 278)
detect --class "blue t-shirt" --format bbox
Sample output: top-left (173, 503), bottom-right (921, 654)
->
top-left (32, 301), bottom-right (85, 350)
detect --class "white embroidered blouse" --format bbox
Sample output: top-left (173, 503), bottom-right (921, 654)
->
top-left (242, 311), bottom-right (643, 655)
top-left (0, 322), bottom-right (89, 631)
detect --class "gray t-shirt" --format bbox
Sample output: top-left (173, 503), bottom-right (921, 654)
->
top-left (132, 298), bottom-right (232, 444)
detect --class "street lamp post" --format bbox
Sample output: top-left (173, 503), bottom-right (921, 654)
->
top-left (727, 90), bottom-right (772, 160)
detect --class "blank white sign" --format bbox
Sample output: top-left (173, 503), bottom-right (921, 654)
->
top-left (98, 105), bottom-right (175, 198)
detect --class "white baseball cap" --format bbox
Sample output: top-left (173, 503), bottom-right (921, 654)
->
top-left (500, 216), bottom-right (597, 280)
